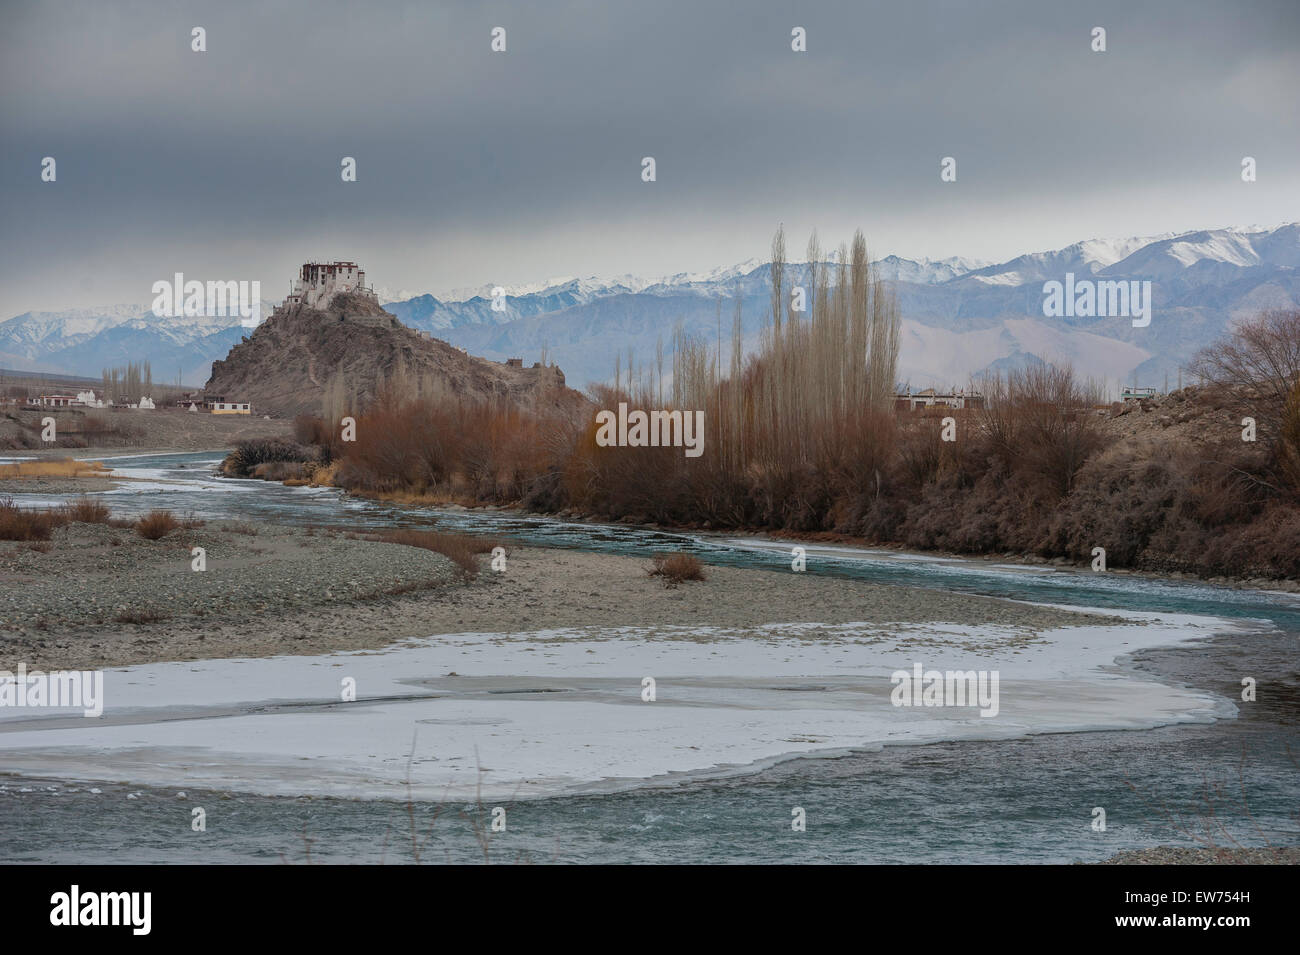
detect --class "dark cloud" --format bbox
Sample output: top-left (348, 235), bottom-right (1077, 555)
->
top-left (2, 0), bottom-right (1297, 313)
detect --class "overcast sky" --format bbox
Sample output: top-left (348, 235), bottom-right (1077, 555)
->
top-left (2, 0), bottom-right (1297, 315)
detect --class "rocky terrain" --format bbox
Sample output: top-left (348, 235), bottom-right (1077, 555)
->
top-left (205, 292), bottom-right (589, 419)
top-left (1099, 384), bottom-right (1268, 447)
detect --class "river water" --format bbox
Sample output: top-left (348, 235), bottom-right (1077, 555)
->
top-left (1, 451), bottom-right (1296, 863)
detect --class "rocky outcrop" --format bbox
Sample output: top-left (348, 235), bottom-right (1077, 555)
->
top-left (205, 293), bottom-right (586, 419)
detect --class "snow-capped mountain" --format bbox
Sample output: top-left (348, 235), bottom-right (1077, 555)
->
top-left (961, 235), bottom-right (1178, 286)
top-left (0, 302), bottom-right (275, 382)
top-left (431, 223), bottom-right (1298, 392)
top-left (2, 224), bottom-right (1296, 392)
top-left (432, 259), bottom-right (769, 305)
top-left (871, 255), bottom-right (990, 284)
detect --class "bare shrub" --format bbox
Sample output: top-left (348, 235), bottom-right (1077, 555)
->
top-left (252, 460), bottom-right (309, 481)
top-left (222, 439), bottom-right (317, 478)
top-left (1043, 444), bottom-right (1190, 567)
top-left (648, 552), bottom-right (707, 588)
top-left (977, 364), bottom-right (1104, 499)
top-left (1199, 505), bottom-right (1300, 578)
top-left (135, 509), bottom-right (179, 540)
top-left (61, 496), bottom-right (110, 524)
top-left (337, 393), bottom-right (579, 504)
top-left (0, 496), bottom-right (59, 540)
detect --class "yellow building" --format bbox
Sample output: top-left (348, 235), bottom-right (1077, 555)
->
top-left (209, 400), bottom-right (251, 415)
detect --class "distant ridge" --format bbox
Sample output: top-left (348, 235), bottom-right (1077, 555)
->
top-left (4, 223), bottom-right (1296, 392)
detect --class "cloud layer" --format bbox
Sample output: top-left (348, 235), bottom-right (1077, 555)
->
top-left (2, 0), bottom-right (1297, 314)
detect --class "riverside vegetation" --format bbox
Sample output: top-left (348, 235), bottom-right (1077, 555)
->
top-left (228, 227), bottom-right (1300, 581)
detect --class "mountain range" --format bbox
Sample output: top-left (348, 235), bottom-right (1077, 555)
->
top-left (3, 224), bottom-right (1296, 395)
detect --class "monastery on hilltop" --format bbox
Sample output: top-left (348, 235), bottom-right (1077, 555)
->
top-left (280, 261), bottom-right (379, 311)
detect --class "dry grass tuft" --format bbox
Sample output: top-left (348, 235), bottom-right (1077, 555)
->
top-left (61, 495), bottom-right (111, 524)
top-left (0, 458), bottom-right (111, 480)
top-left (366, 528), bottom-right (501, 577)
top-left (309, 461), bottom-right (339, 487)
top-left (648, 552), bottom-right (708, 588)
top-left (135, 509), bottom-right (179, 540)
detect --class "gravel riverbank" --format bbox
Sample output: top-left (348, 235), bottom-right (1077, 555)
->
top-left (0, 519), bottom-right (1120, 671)
top-left (1096, 847), bottom-right (1300, 864)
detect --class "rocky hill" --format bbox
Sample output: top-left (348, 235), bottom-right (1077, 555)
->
top-left (205, 293), bottom-right (586, 419)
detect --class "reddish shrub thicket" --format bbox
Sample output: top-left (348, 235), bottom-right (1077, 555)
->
top-left (336, 396), bottom-right (578, 503)
top-left (1199, 505), bottom-right (1300, 578)
top-left (314, 376), bottom-right (1299, 578)
top-left (0, 494), bottom-right (112, 541)
top-left (295, 282), bottom-right (1297, 579)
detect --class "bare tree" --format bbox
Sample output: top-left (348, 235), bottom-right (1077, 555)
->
top-left (977, 363), bottom-right (1104, 497)
top-left (1190, 309), bottom-right (1300, 411)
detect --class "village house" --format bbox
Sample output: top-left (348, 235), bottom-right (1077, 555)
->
top-left (893, 388), bottom-right (985, 412)
top-left (206, 397), bottom-right (251, 415)
top-left (30, 394), bottom-right (78, 408)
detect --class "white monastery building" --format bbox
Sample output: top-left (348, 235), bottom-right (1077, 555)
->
top-left (282, 261), bottom-right (378, 310)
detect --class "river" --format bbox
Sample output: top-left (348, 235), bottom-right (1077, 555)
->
top-left (1, 451), bottom-right (1296, 863)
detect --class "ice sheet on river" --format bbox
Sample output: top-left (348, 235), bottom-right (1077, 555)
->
top-left (0, 613), bottom-right (1242, 800)
top-left (0, 609), bottom-right (1245, 801)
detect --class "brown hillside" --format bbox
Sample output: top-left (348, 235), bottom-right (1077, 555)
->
top-left (205, 293), bottom-right (588, 418)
